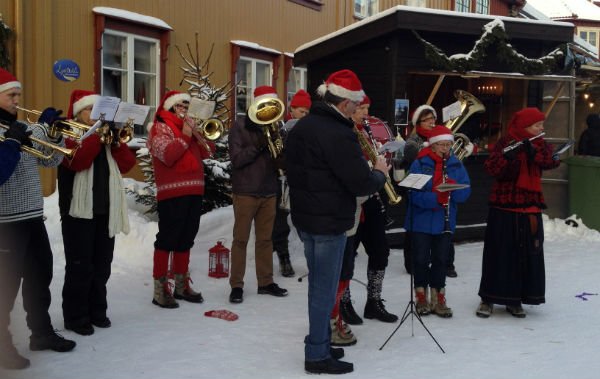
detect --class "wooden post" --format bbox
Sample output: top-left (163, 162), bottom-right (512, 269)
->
top-left (426, 75), bottom-right (446, 105)
top-left (545, 82), bottom-right (565, 118)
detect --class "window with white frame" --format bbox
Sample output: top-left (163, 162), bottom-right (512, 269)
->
top-left (475, 0), bottom-right (489, 14)
top-left (235, 57), bottom-right (273, 122)
top-left (580, 29), bottom-right (599, 51)
top-left (455, 0), bottom-right (470, 12)
top-left (354, 0), bottom-right (379, 19)
top-left (101, 30), bottom-right (159, 135)
top-left (286, 67), bottom-right (307, 106)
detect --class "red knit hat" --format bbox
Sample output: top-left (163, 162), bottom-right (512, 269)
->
top-left (508, 107), bottom-right (545, 131)
top-left (290, 89), bottom-right (311, 108)
top-left (68, 89), bottom-right (100, 119)
top-left (159, 90), bottom-right (191, 112)
top-left (428, 125), bottom-right (454, 144)
top-left (253, 86), bottom-right (278, 102)
top-left (0, 68), bottom-right (21, 93)
top-left (317, 69), bottom-right (365, 102)
top-left (359, 95), bottom-right (371, 106)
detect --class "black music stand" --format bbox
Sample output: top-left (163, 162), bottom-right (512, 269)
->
top-left (379, 173), bottom-right (445, 353)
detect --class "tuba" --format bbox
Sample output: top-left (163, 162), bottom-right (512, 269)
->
top-left (248, 96), bottom-right (285, 159)
top-left (445, 90), bottom-right (485, 161)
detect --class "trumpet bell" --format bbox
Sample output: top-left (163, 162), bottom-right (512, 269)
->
top-left (248, 97), bottom-right (285, 125)
top-left (198, 118), bottom-right (224, 141)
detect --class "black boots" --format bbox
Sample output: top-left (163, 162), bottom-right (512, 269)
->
top-left (340, 299), bottom-right (363, 325)
top-left (277, 253), bottom-right (295, 277)
top-left (364, 299), bottom-right (399, 323)
top-left (29, 330), bottom-right (76, 352)
top-left (65, 320), bottom-right (94, 336)
top-left (305, 358), bottom-right (354, 374)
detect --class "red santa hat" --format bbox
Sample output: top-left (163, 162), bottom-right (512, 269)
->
top-left (359, 95), bottom-right (371, 106)
top-left (67, 89), bottom-right (100, 119)
top-left (253, 85), bottom-right (279, 102)
top-left (411, 104), bottom-right (437, 126)
top-left (290, 89), bottom-right (311, 108)
top-left (0, 68), bottom-right (21, 93)
top-left (317, 69), bottom-right (365, 102)
top-left (428, 125), bottom-right (454, 145)
top-left (508, 107), bottom-right (545, 131)
top-left (160, 90), bottom-right (191, 112)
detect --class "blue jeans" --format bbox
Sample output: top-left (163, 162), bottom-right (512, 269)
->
top-left (298, 230), bottom-right (347, 362)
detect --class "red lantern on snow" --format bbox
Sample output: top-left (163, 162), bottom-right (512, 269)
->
top-left (208, 241), bottom-right (230, 278)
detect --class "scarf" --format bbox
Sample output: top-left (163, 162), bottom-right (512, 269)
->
top-left (508, 128), bottom-right (542, 192)
top-left (416, 125), bottom-right (433, 141)
top-left (69, 145), bottom-right (130, 237)
top-left (417, 147), bottom-right (445, 192)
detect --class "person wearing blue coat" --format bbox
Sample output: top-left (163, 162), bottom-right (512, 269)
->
top-left (405, 125), bottom-right (470, 318)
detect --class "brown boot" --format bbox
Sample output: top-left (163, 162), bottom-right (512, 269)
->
top-left (152, 277), bottom-right (179, 309)
top-left (415, 287), bottom-right (430, 316)
top-left (174, 272), bottom-right (204, 303)
top-left (430, 288), bottom-right (452, 318)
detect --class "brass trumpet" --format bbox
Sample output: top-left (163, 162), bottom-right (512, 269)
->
top-left (16, 106), bottom-right (92, 140)
top-left (0, 122), bottom-right (75, 159)
top-left (196, 118), bottom-right (224, 141)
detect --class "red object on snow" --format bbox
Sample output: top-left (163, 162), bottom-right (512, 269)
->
top-left (204, 309), bottom-right (239, 321)
top-left (208, 241), bottom-right (230, 278)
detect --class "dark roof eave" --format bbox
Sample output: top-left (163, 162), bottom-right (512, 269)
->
top-left (294, 10), bottom-right (574, 66)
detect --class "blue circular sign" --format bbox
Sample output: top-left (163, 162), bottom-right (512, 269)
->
top-left (53, 59), bottom-right (80, 82)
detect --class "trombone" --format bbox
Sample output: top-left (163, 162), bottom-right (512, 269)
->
top-left (0, 122), bottom-right (75, 159)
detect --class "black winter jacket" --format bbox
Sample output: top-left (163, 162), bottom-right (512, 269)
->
top-left (285, 101), bottom-right (386, 235)
top-left (578, 124), bottom-right (600, 157)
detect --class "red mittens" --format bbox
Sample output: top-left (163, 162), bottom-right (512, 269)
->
top-left (204, 309), bottom-right (239, 321)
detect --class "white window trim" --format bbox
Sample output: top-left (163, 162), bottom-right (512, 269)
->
top-left (579, 28), bottom-right (600, 50)
top-left (287, 67), bottom-right (308, 104)
top-left (475, 0), bottom-right (489, 14)
top-left (235, 56), bottom-right (274, 118)
top-left (354, 0), bottom-right (379, 19)
top-left (101, 29), bottom-right (160, 107)
top-left (455, 0), bottom-right (471, 13)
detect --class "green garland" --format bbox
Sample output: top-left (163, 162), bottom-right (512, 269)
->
top-left (413, 19), bottom-right (566, 75)
top-left (0, 16), bottom-right (13, 69)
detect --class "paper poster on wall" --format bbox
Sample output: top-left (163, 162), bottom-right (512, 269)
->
top-left (394, 99), bottom-right (409, 126)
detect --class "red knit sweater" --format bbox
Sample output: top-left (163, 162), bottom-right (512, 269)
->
top-left (147, 113), bottom-right (214, 201)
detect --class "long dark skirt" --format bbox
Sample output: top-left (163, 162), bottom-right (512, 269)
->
top-left (478, 207), bottom-right (546, 306)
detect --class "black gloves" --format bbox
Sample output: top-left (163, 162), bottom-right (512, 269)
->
top-left (38, 107), bottom-right (66, 127)
top-left (4, 121), bottom-right (33, 147)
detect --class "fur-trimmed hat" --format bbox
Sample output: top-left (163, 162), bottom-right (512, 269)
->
top-left (253, 86), bottom-right (279, 102)
top-left (411, 104), bottom-right (437, 126)
top-left (68, 89), bottom-right (100, 119)
top-left (290, 89), bottom-right (311, 108)
top-left (160, 90), bottom-right (191, 113)
top-left (508, 107), bottom-right (545, 131)
top-left (428, 125), bottom-right (454, 145)
top-left (317, 69), bottom-right (365, 102)
top-left (0, 68), bottom-right (21, 93)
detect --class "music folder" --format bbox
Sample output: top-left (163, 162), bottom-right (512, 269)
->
top-left (397, 173), bottom-right (432, 190)
top-left (553, 140), bottom-right (574, 159)
top-left (435, 182), bottom-right (470, 192)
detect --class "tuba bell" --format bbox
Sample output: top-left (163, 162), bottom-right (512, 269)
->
top-left (197, 118), bottom-right (224, 141)
top-left (445, 90), bottom-right (485, 133)
top-left (248, 96), bottom-right (285, 159)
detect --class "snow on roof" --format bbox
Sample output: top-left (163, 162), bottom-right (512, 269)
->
top-left (526, 0), bottom-right (600, 22)
top-left (230, 40), bottom-right (281, 55)
top-left (93, 7), bottom-right (172, 30)
top-left (295, 5), bottom-right (573, 54)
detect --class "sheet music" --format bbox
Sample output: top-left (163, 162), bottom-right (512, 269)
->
top-left (188, 98), bottom-right (216, 120)
top-left (379, 140), bottom-right (405, 154)
top-left (90, 96), bottom-right (120, 121)
top-left (398, 173), bottom-right (432, 190)
top-left (442, 101), bottom-right (462, 123)
top-left (114, 102), bottom-right (151, 125)
top-left (80, 120), bottom-right (103, 141)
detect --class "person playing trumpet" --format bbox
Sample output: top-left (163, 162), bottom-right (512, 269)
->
top-left (147, 90), bottom-right (215, 308)
top-left (476, 107), bottom-right (559, 319)
top-left (0, 122), bottom-right (27, 185)
top-left (0, 68), bottom-right (76, 370)
top-left (57, 90), bottom-right (136, 335)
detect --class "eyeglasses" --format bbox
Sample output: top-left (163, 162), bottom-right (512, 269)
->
top-left (175, 103), bottom-right (189, 110)
top-left (434, 142), bottom-right (453, 148)
top-left (419, 116), bottom-right (436, 123)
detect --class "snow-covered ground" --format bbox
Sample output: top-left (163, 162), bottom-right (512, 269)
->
top-left (3, 180), bottom-right (600, 379)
